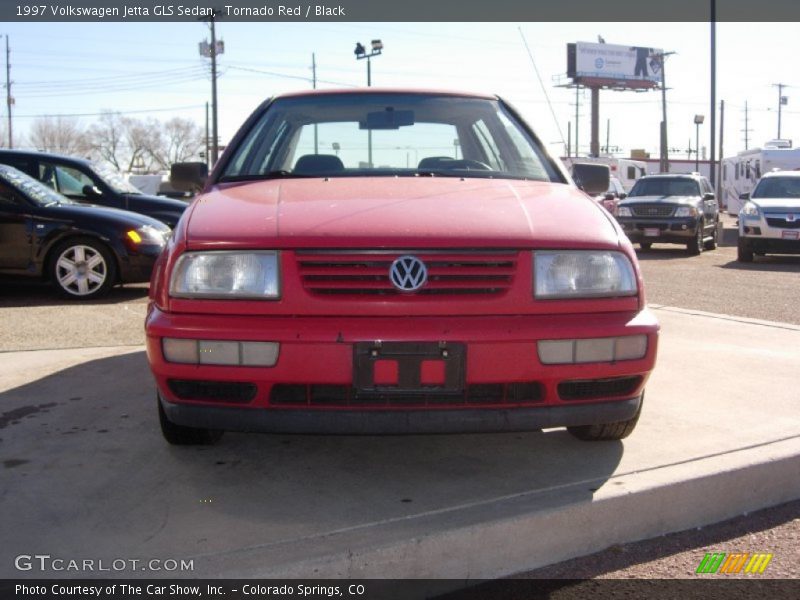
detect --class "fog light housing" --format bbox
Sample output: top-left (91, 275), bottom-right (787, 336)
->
top-left (162, 338), bottom-right (279, 366)
top-left (538, 335), bottom-right (647, 364)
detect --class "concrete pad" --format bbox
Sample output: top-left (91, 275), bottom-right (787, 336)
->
top-left (1, 307), bottom-right (799, 587)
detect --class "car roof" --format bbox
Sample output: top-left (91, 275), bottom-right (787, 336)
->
top-left (638, 173), bottom-right (704, 180)
top-left (0, 148), bottom-right (92, 167)
top-left (760, 169), bottom-right (800, 179)
top-left (274, 87), bottom-right (497, 101)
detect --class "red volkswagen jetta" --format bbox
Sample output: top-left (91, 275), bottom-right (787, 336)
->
top-left (146, 89), bottom-right (659, 445)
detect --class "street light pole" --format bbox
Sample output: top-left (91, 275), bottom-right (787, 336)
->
top-left (355, 40), bottom-right (383, 167)
top-left (4, 35), bottom-right (12, 148)
top-left (656, 51), bottom-right (675, 173)
top-left (694, 115), bottom-right (705, 172)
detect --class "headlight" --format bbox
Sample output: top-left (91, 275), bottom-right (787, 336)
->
top-left (617, 206), bottom-right (632, 217)
top-left (741, 202), bottom-right (760, 217)
top-left (126, 225), bottom-right (167, 247)
top-left (534, 251), bottom-right (638, 299)
top-left (170, 251), bottom-right (280, 299)
top-left (674, 206), bottom-right (698, 217)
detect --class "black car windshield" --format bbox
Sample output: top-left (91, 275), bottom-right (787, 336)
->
top-left (751, 176), bottom-right (800, 199)
top-left (92, 161), bottom-right (142, 194)
top-left (628, 177), bottom-right (700, 197)
top-left (0, 164), bottom-right (75, 206)
top-left (219, 93), bottom-right (561, 182)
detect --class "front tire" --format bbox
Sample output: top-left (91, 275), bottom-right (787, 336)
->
top-left (567, 395), bottom-right (643, 441)
top-left (687, 220), bottom-right (704, 255)
top-left (639, 242), bottom-right (652, 251)
top-left (50, 237), bottom-right (116, 299)
top-left (737, 237), bottom-right (754, 262)
top-left (158, 396), bottom-right (224, 445)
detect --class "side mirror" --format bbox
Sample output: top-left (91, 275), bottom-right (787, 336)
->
top-left (82, 184), bottom-right (102, 197)
top-left (619, 192), bottom-right (627, 200)
top-left (703, 192), bottom-right (715, 201)
top-left (170, 162), bottom-right (208, 193)
top-left (739, 192), bottom-right (750, 200)
top-left (604, 192), bottom-right (615, 200)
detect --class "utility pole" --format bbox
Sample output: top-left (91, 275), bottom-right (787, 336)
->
top-left (312, 53), bottom-right (318, 153)
top-left (574, 85), bottom-right (580, 156)
top-left (204, 102), bottom-right (209, 167)
top-left (4, 35), bottom-right (12, 148)
top-left (209, 14), bottom-right (219, 165)
top-left (718, 100), bottom-right (724, 194)
top-left (606, 118), bottom-right (610, 154)
top-left (773, 82), bottom-right (788, 139)
top-left (709, 2), bottom-right (717, 188)
top-left (742, 101), bottom-right (751, 150)
top-left (657, 52), bottom-right (675, 172)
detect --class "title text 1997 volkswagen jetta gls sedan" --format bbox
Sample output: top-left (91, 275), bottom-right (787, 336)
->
top-left (145, 89), bottom-right (659, 445)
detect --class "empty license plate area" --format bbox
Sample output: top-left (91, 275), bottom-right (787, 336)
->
top-left (353, 342), bottom-right (466, 394)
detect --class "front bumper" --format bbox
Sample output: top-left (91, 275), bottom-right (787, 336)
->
top-left (118, 244), bottom-right (164, 283)
top-left (617, 217), bottom-right (699, 244)
top-left (146, 307), bottom-right (659, 433)
top-left (740, 215), bottom-right (800, 253)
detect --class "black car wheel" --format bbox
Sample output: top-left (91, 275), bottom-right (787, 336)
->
top-left (158, 395), bottom-right (224, 445)
top-left (687, 220), bottom-right (704, 255)
top-left (737, 237), bottom-right (754, 262)
top-left (639, 242), bottom-right (652, 251)
top-left (50, 237), bottom-right (116, 299)
top-left (567, 394), bottom-right (643, 441)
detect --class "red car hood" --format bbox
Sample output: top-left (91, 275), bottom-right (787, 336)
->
top-left (186, 177), bottom-right (620, 249)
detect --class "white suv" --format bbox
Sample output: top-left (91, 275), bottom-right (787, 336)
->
top-left (738, 170), bottom-right (800, 262)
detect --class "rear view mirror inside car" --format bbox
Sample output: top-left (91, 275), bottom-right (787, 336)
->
top-left (360, 108), bottom-right (415, 130)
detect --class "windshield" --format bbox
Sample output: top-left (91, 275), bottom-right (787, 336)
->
top-left (751, 176), bottom-right (800, 199)
top-left (0, 164), bottom-right (75, 206)
top-left (628, 177), bottom-right (700, 197)
top-left (92, 161), bottom-right (142, 194)
top-left (219, 93), bottom-right (561, 182)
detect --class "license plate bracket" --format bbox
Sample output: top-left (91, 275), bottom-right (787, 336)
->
top-left (353, 342), bottom-right (466, 394)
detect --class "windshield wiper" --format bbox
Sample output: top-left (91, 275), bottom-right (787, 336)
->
top-left (218, 170), bottom-right (315, 183)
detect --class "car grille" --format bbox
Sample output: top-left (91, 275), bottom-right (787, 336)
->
top-left (766, 217), bottom-right (800, 229)
top-left (296, 249), bottom-right (518, 296)
top-left (558, 376), bottom-right (642, 401)
top-left (270, 382), bottom-right (543, 407)
top-left (630, 205), bottom-right (675, 218)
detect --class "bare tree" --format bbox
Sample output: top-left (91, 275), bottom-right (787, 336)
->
top-left (153, 117), bottom-right (204, 168)
top-left (123, 116), bottom-right (163, 172)
top-left (87, 111), bottom-right (126, 170)
top-left (29, 116), bottom-right (89, 155)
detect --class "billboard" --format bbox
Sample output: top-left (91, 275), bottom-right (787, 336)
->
top-left (567, 42), bottom-right (662, 89)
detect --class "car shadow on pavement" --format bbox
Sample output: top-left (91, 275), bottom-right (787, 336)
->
top-left (718, 256), bottom-right (800, 272)
top-left (634, 248), bottom-right (695, 261)
top-left (1, 350), bottom-right (626, 576)
top-left (0, 279), bottom-right (149, 308)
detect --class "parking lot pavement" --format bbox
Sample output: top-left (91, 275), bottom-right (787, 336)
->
top-left (2, 307), bottom-right (799, 584)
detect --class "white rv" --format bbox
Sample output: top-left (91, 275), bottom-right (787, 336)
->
top-left (560, 156), bottom-right (647, 192)
top-left (720, 140), bottom-right (800, 215)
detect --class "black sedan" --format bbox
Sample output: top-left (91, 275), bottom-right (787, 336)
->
top-left (0, 164), bottom-right (170, 299)
top-left (0, 149), bottom-right (188, 228)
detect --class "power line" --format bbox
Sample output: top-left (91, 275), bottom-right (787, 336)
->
top-left (13, 104), bottom-right (206, 119)
top-left (226, 65), bottom-right (356, 87)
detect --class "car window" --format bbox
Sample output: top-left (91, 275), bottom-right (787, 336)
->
top-left (0, 182), bottom-right (24, 208)
top-left (0, 165), bottom-right (75, 207)
top-left (219, 93), bottom-right (560, 182)
top-left (628, 178), bottom-right (700, 197)
top-left (51, 164), bottom-right (95, 196)
top-left (752, 177), bottom-right (800, 199)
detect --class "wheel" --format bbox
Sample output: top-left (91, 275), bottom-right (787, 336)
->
top-left (50, 237), bottom-right (116, 299)
top-left (704, 220), bottom-right (718, 250)
top-left (737, 237), bottom-right (754, 262)
top-left (687, 220), bottom-right (704, 255)
top-left (567, 395), bottom-right (643, 441)
top-left (158, 396), bottom-right (224, 445)
top-left (639, 242), bottom-right (652, 251)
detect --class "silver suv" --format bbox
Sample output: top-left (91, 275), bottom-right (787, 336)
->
top-left (738, 170), bottom-right (800, 261)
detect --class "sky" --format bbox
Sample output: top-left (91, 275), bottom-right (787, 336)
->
top-left (2, 20), bottom-right (798, 164)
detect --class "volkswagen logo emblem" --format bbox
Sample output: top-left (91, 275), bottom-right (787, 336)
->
top-left (788, 213), bottom-right (796, 222)
top-left (389, 255), bottom-right (428, 292)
